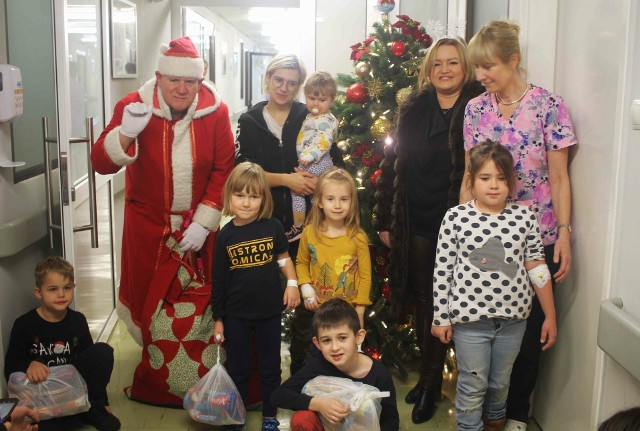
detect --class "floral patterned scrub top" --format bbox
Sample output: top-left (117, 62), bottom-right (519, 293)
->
top-left (464, 85), bottom-right (578, 246)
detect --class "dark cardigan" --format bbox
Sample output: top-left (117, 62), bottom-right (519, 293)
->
top-left (372, 81), bottom-right (484, 316)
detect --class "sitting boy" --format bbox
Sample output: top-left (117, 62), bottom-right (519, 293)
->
top-left (271, 299), bottom-right (399, 431)
top-left (4, 256), bottom-right (121, 431)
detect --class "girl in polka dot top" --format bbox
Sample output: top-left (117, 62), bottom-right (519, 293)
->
top-left (430, 141), bottom-right (557, 431)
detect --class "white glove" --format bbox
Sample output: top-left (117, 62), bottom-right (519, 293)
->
top-left (179, 222), bottom-right (209, 252)
top-left (300, 283), bottom-right (316, 304)
top-left (120, 102), bottom-right (152, 138)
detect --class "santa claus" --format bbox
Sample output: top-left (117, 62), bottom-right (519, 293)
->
top-left (91, 36), bottom-right (234, 405)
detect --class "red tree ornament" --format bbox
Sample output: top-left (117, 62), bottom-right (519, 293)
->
top-left (364, 346), bottom-right (382, 360)
top-left (381, 283), bottom-right (391, 300)
top-left (390, 40), bottom-right (406, 57)
top-left (346, 83), bottom-right (368, 104)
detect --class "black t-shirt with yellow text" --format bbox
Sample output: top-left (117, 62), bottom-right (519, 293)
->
top-left (211, 218), bottom-right (288, 321)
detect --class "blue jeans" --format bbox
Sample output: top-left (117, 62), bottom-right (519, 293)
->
top-left (453, 318), bottom-right (526, 431)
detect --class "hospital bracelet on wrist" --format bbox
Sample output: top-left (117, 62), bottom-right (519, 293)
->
top-left (286, 280), bottom-right (298, 288)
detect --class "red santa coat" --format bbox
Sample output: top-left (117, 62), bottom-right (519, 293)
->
top-left (92, 78), bottom-right (235, 344)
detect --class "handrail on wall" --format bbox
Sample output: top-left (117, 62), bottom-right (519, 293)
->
top-left (597, 297), bottom-right (640, 381)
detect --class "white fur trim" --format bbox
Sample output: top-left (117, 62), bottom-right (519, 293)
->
top-left (158, 55), bottom-right (204, 79)
top-left (116, 301), bottom-right (142, 346)
top-left (103, 127), bottom-right (138, 166)
top-left (193, 204), bottom-right (222, 231)
top-left (168, 94), bottom-right (199, 232)
top-left (136, 77), bottom-right (224, 232)
top-left (193, 80), bottom-right (222, 119)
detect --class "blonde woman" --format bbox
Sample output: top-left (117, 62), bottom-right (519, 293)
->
top-left (463, 20), bottom-right (578, 431)
top-left (373, 38), bottom-right (483, 424)
top-left (234, 55), bottom-right (343, 375)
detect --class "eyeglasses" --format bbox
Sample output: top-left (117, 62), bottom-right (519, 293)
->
top-left (271, 75), bottom-right (299, 91)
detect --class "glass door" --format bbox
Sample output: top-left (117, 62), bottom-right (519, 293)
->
top-left (246, 52), bottom-right (275, 108)
top-left (47, 0), bottom-right (117, 341)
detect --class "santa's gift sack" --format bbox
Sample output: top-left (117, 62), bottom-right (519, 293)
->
top-left (302, 376), bottom-right (389, 431)
top-left (128, 238), bottom-right (221, 406)
top-left (8, 364), bottom-right (90, 421)
top-left (183, 346), bottom-right (246, 426)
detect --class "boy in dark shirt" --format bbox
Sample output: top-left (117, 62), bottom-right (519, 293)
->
top-left (4, 256), bottom-right (120, 431)
top-left (271, 299), bottom-right (399, 431)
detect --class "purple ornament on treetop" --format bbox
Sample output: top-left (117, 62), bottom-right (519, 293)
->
top-left (376, 0), bottom-right (395, 13)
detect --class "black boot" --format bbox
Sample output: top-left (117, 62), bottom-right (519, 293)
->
top-left (405, 379), bottom-right (424, 404)
top-left (411, 385), bottom-right (439, 424)
top-left (408, 235), bottom-right (446, 422)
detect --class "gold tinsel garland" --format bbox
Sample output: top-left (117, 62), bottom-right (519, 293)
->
top-left (367, 77), bottom-right (384, 100)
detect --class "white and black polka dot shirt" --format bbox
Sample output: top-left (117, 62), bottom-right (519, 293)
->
top-left (432, 201), bottom-right (545, 326)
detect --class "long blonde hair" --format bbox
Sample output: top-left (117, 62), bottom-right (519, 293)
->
top-left (222, 162), bottom-right (273, 219)
top-left (306, 168), bottom-right (361, 238)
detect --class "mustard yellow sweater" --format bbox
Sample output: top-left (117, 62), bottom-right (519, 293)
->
top-left (296, 225), bottom-right (372, 305)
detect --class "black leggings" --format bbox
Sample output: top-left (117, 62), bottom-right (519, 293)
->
top-left (506, 244), bottom-right (559, 422)
top-left (409, 235), bottom-right (447, 388)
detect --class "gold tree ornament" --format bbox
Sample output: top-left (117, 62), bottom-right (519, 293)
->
top-left (401, 56), bottom-right (423, 77)
top-left (371, 117), bottom-right (392, 138)
top-left (395, 87), bottom-right (413, 105)
top-left (367, 77), bottom-right (384, 100)
top-left (355, 61), bottom-right (372, 78)
top-left (337, 140), bottom-right (349, 151)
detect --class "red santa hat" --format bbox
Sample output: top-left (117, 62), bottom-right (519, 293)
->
top-left (157, 36), bottom-right (204, 79)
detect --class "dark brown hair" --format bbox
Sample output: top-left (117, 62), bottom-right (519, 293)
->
top-left (34, 256), bottom-right (75, 288)
top-left (467, 140), bottom-right (516, 195)
top-left (598, 407), bottom-right (640, 431)
top-left (312, 298), bottom-right (361, 337)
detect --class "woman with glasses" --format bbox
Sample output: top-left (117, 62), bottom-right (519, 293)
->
top-left (373, 38), bottom-right (484, 424)
top-left (234, 54), bottom-right (343, 376)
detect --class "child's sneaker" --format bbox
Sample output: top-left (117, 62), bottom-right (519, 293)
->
top-left (79, 405), bottom-right (121, 431)
top-left (261, 417), bottom-right (280, 431)
top-left (503, 419), bottom-right (528, 430)
top-left (285, 225), bottom-right (303, 242)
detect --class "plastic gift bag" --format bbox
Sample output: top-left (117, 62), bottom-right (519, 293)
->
top-left (7, 364), bottom-right (90, 420)
top-left (302, 376), bottom-right (390, 431)
top-left (183, 345), bottom-right (246, 425)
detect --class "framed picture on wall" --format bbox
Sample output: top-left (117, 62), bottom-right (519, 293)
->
top-left (110, 0), bottom-right (137, 78)
top-left (221, 41), bottom-right (228, 76)
top-left (240, 41), bottom-right (244, 98)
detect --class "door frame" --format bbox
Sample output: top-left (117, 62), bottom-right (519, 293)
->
top-left (52, 0), bottom-right (119, 342)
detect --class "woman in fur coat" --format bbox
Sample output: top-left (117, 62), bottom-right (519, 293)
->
top-left (373, 38), bottom-right (484, 424)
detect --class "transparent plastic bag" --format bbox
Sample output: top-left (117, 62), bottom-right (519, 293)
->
top-left (7, 364), bottom-right (90, 420)
top-left (183, 346), bottom-right (246, 425)
top-left (302, 376), bottom-right (390, 431)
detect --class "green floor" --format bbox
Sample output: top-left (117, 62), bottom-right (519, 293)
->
top-left (69, 320), bottom-right (540, 430)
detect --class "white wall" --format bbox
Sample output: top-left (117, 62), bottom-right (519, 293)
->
top-left (109, 0), bottom-right (172, 111)
top-left (532, 0), bottom-right (640, 429)
top-left (172, 5), bottom-right (261, 117)
top-left (0, 0), bottom-right (51, 395)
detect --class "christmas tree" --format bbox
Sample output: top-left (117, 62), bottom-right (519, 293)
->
top-left (330, 0), bottom-right (435, 377)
